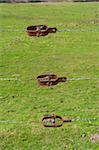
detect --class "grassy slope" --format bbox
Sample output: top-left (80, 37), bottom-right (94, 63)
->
top-left (0, 2), bottom-right (99, 150)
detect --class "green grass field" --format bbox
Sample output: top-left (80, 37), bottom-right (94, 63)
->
top-left (0, 2), bottom-right (99, 150)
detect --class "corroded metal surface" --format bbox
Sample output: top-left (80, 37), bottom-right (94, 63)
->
top-left (27, 25), bottom-right (57, 36)
top-left (37, 74), bottom-right (67, 86)
top-left (42, 114), bottom-right (72, 127)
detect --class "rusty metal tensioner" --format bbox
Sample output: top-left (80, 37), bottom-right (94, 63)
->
top-left (42, 114), bottom-right (72, 127)
top-left (37, 74), bottom-right (67, 86)
top-left (42, 114), bottom-right (99, 128)
top-left (27, 25), bottom-right (57, 37)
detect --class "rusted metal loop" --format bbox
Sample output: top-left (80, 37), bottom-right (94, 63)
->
top-left (37, 74), bottom-right (67, 86)
top-left (42, 114), bottom-right (72, 127)
top-left (42, 114), bottom-right (63, 127)
top-left (27, 25), bottom-right (57, 37)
